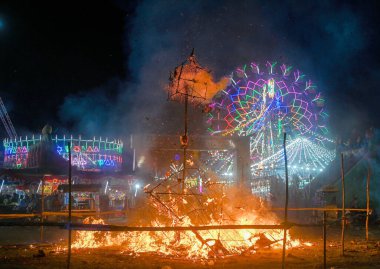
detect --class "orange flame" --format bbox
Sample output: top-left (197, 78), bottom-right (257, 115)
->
top-left (73, 201), bottom-right (304, 258)
top-left (168, 55), bottom-right (229, 104)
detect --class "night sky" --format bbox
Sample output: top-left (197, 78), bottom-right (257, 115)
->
top-left (0, 1), bottom-right (130, 135)
top-left (0, 0), bottom-right (379, 139)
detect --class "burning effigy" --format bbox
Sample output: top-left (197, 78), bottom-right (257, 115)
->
top-left (167, 49), bottom-right (229, 105)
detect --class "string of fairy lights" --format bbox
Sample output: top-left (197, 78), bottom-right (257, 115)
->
top-left (202, 150), bottom-right (235, 179)
top-left (166, 150), bottom-right (236, 186)
top-left (251, 137), bottom-right (335, 178)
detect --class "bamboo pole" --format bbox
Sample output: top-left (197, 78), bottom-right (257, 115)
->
top-left (340, 153), bottom-right (345, 256)
top-left (366, 163), bottom-right (370, 241)
top-left (282, 132), bottom-right (289, 269)
top-left (182, 91), bottom-right (188, 193)
top-left (40, 177), bottom-right (45, 242)
top-left (67, 143), bottom-right (72, 269)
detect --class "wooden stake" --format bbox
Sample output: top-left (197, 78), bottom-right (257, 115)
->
top-left (40, 177), bottom-right (45, 242)
top-left (182, 89), bottom-right (188, 193)
top-left (67, 143), bottom-right (72, 269)
top-left (282, 132), bottom-right (289, 269)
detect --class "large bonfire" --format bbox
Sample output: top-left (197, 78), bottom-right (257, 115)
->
top-left (72, 180), bottom-right (304, 259)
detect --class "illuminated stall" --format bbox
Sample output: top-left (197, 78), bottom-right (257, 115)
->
top-left (3, 135), bottom-right (123, 172)
top-left (0, 126), bottom-right (131, 217)
top-left (58, 184), bottom-right (101, 212)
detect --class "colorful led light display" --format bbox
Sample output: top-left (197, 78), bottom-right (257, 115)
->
top-left (3, 136), bottom-right (123, 171)
top-left (207, 61), bottom-right (334, 191)
top-left (184, 150), bottom-right (236, 185)
top-left (156, 150), bottom-right (236, 187)
top-left (201, 150), bottom-right (235, 182)
top-left (207, 62), bottom-right (328, 139)
top-left (251, 137), bottom-right (335, 186)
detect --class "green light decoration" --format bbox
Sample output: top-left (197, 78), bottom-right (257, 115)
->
top-left (206, 61), bottom-right (335, 194)
top-left (3, 135), bottom-right (123, 171)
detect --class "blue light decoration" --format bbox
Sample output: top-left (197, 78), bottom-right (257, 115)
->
top-left (251, 137), bottom-right (335, 188)
top-left (3, 135), bottom-right (123, 171)
top-left (207, 61), bottom-right (335, 195)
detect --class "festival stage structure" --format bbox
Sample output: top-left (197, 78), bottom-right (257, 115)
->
top-left (207, 62), bottom-right (336, 198)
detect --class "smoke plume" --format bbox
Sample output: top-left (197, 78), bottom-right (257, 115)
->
top-left (60, 0), bottom-right (375, 137)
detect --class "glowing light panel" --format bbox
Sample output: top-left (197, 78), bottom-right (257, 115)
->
top-left (3, 136), bottom-right (123, 171)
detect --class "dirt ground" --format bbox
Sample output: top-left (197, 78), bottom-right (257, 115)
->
top-left (1, 226), bottom-right (380, 268)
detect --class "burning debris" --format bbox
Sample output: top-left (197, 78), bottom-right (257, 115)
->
top-left (72, 182), bottom-right (303, 259)
top-left (168, 50), bottom-right (229, 105)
